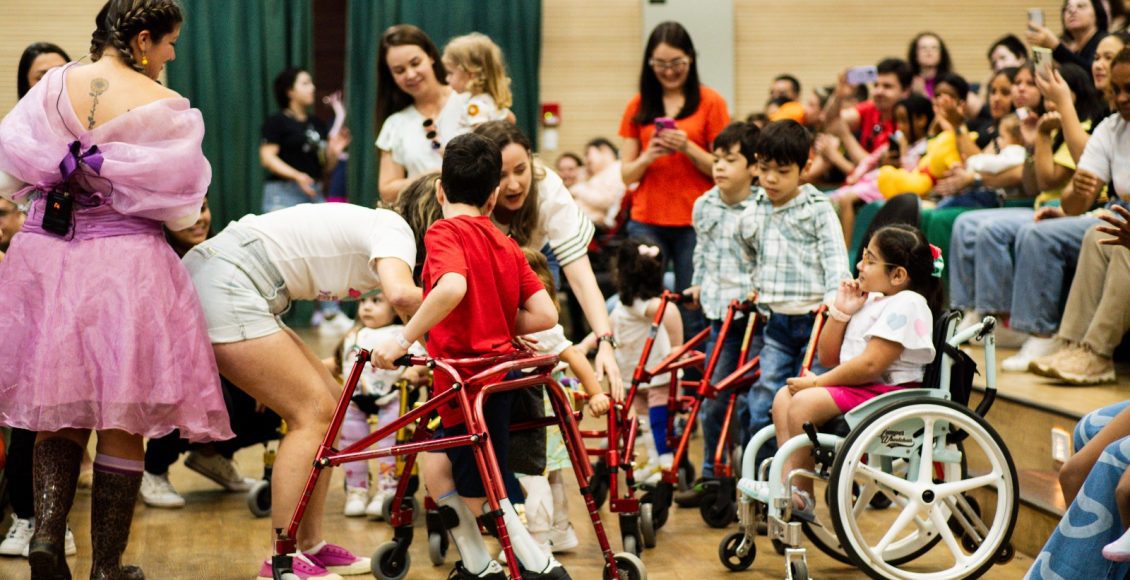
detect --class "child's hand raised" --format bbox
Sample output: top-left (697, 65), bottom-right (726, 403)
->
top-left (834, 279), bottom-right (867, 316)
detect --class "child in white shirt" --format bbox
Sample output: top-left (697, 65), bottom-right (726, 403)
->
top-left (440, 32), bottom-right (516, 141)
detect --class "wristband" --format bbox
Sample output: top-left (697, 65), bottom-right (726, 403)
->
top-left (826, 303), bottom-right (852, 323)
top-left (395, 332), bottom-right (412, 350)
top-left (597, 333), bottom-right (619, 349)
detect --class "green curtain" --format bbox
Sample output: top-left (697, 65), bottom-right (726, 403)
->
top-left (166, 0), bottom-right (312, 228)
top-left (345, 0), bottom-right (542, 208)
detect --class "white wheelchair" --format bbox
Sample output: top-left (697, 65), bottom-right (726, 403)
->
top-left (718, 311), bottom-right (1018, 579)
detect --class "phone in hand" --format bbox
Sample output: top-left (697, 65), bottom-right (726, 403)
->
top-left (846, 66), bottom-right (878, 86)
top-left (888, 130), bottom-right (903, 158)
top-left (655, 117), bottom-right (676, 133)
top-left (1033, 46), bottom-right (1053, 77)
top-left (1028, 7), bottom-right (1045, 27)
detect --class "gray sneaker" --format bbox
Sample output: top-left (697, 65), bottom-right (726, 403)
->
top-left (185, 452), bottom-right (256, 492)
top-left (140, 472), bottom-right (186, 508)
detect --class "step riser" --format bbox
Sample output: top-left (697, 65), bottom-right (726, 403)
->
top-left (968, 487), bottom-right (1060, 558)
top-left (970, 393), bottom-right (1079, 473)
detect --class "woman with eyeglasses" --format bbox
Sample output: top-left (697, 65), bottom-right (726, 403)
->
top-left (619, 21), bottom-right (730, 341)
top-left (376, 24), bottom-right (461, 205)
top-left (259, 68), bottom-right (350, 214)
top-left (1027, 0), bottom-right (1110, 74)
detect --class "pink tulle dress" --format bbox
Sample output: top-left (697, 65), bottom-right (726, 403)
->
top-left (0, 65), bottom-right (233, 443)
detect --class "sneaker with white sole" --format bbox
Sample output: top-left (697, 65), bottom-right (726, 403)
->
top-left (1029, 342), bottom-right (1077, 377)
top-left (185, 451), bottom-right (256, 491)
top-left (140, 471), bottom-right (186, 508)
top-left (1047, 345), bottom-right (1117, 385)
top-left (547, 525), bottom-right (579, 552)
top-left (0, 515), bottom-right (32, 556)
top-left (993, 324), bottom-right (1030, 350)
top-left (303, 542), bottom-right (371, 575)
top-left (1001, 336), bottom-right (1059, 372)
top-left (366, 489), bottom-right (390, 520)
top-left (343, 487), bottom-right (368, 518)
top-left (257, 553), bottom-right (343, 580)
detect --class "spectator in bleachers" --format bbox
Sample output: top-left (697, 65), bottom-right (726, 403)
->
top-left (570, 138), bottom-right (626, 230)
top-left (988, 34), bottom-right (1029, 72)
top-left (824, 58), bottom-right (913, 164)
top-left (554, 152), bottom-right (584, 189)
top-left (620, 21), bottom-right (730, 341)
top-left (1027, 0), bottom-right (1109, 75)
top-left (908, 32), bottom-right (953, 99)
top-left (770, 74), bottom-right (801, 101)
top-left (1092, 31), bottom-right (1130, 106)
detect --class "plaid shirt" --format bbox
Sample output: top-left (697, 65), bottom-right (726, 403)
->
top-left (691, 186), bottom-right (756, 320)
top-left (735, 184), bottom-right (850, 312)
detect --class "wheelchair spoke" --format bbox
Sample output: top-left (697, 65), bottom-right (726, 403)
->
top-left (857, 462), bottom-right (914, 497)
top-left (935, 472), bottom-right (1002, 499)
top-left (929, 501), bottom-right (970, 568)
top-left (853, 483), bottom-right (878, 518)
top-left (917, 417), bottom-right (935, 484)
top-left (872, 499), bottom-right (921, 554)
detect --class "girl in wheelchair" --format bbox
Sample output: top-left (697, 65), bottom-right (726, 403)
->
top-left (739, 224), bottom-right (943, 519)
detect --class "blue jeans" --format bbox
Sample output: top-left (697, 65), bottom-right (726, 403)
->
top-left (747, 312), bottom-right (824, 440)
top-left (262, 179), bottom-right (324, 213)
top-left (1011, 216), bottom-right (1100, 335)
top-left (948, 208), bottom-right (1032, 312)
top-left (1028, 401), bottom-right (1130, 579)
top-left (625, 221), bottom-right (704, 341)
top-left (700, 316), bottom-right (761, 478)
top-left (936, 187), bottom-right (1002, 210)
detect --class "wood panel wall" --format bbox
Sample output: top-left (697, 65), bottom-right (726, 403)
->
top-left (2, 0), bottom-right (1066, 164)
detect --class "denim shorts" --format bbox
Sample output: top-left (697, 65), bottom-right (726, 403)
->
top-left (183, 224), bottom-right (291, 344)
top-left (262, 180), bottom-right (324, 213)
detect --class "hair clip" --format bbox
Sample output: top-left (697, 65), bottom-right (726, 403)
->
top-left (929, 244), bottom-right (944, 278)
top-left (638, 244), bottom-right (660, 258)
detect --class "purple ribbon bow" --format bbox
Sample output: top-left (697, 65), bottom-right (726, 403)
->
top-left (58, 140), bottom-right (104, 181)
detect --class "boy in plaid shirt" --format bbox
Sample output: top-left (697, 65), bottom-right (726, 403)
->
top-left (679, 122), bottom-right (761, 505)
top-left (735, 120), bottom-right (850, 454)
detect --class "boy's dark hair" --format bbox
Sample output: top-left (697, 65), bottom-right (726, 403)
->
top-left (616, 236), bottom-right (665, 306)
top-left (17, 42), bottom-right (70, 99)
top-left (895, 94), bottom-right (935, 143)
top-left (712, 121), bottom-right (760, 164)
top-left (936, 72), bottom-right (970, 100)
top-left (871, 224), bottom-right (943, 317)
top-left (987, 34), bottom-right (1028, 64)
top-left (877, 58), bottom-right (914, 90)
top-left (273, 67), bottom-right (307, 110)
top-left (774, 74), bottom-right (801, 97)
top-left (752, 119), bottom-right (812, 169)
top-left (440, 133), bottom-right (502, 207)
top-left (586, 137), bottom-right (619, 158)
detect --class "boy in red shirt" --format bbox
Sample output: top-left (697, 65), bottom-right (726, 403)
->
top-left (371, 133), bottom-right (564, 579)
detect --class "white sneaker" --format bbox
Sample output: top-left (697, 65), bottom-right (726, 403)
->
top-left (184, 451), bottom-right (256, 491)
top-left (365, 490), bottom-right (388, 520)
top-left (140, 471), bottom-right (186, 508)
top-left (548, 525), bottom-right (579, 552)
top-left (17, 527), bottom-right (76, 558)
top-left (1002, 336), bottom-right (1060, 372)
top-left (0, 515), bottom-right (32, 556)
top-left (994, 325), bottom-right (1030, 350)
top-left (343, 487), bottom-right (368, 517)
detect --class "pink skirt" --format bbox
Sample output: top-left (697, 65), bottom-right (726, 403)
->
top-left (0, 231), bottom-right (234, 443)
top-left (825, 383), bottom-right (917, 414)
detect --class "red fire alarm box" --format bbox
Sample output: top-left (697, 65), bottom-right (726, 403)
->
top-left (541, 103), bottom-right (560, 127)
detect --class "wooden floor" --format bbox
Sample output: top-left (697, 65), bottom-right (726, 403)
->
top-left (0, 331), bottom-right (1079, 579)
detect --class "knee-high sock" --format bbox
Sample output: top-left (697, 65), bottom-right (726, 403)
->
top-left (438, 492), bottom-right (492, 574)
top-left (499, 498), bottom-right (551, 572)
top-left (518, 475), bottom-right (552, 536)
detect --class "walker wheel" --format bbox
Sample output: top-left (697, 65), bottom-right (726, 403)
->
top-left (371, 541), bottom-right (410, 580)
top-left (639, 503), bottom-right (657, 548)
top-left (699, 490), bottom-right (736, 528)
top-left (788, 559), bottom-right (809, 580)
top-left (427, 531), bottom-right (448, 566)
top-left (718, 531), bottom-right (756, 571)
top-left (677, 459), bottom-right (695, 491)
top-left (247, 480), bottom-right (271, 518)
top-left (603, 552), bottom-right (647, 580)
top-left (622, 533), bottom-right (640, 557)
top-left (997, 543), bottom-right (1015, 564)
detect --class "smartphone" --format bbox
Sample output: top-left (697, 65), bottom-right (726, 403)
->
top-left (1016, 106), bottom-right (1030, 121)
top-left (846, 66), bottom-right (878, 87)
top-left (1028, 7), bottom-right (1045, 27)
top-left (1033, 46), bottom-right (1054, 76)
top-left (889, 130), bottom-right (903, 157)
top-left (655, 117), bottom-right (676, 133)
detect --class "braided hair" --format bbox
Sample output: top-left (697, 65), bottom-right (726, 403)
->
top-left (90, 0), bottom-right (183, 74)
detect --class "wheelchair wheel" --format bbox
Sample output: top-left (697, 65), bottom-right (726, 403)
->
top-left (788, 559), bottom-right (809, 580)
top-left (590, 459), bottom-right (610, 510)
top-left (828, 399), bottom-right (1018, 579)
top-left (718, 531), bottom-right (756, 571)
top-left (603, 552), bottom-right (647, 580)
top-left (427, 531), bottom-right (448, 566)
top-left (247, 480), bottom-right (271, 518)
top-left (639, 502), bottom-right (657, 548)
top-left (372, 541), bottom-right (410, 580)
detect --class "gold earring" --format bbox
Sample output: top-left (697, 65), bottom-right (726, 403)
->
top-left (141, 53), bottom-right (149, 66)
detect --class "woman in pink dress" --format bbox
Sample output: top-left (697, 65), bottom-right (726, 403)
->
top-left (0, 2), bottom-right (231, 578)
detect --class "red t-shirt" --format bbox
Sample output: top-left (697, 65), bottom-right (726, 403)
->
top-left (855, 101), bottom-right (895, 153)
top-left (422, 215), bottom-right (545, 425)
top-left (619, 86), bottom-right (730, 227)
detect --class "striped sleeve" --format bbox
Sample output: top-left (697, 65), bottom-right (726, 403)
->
top-left (540, 168), bottom-right (595, 266)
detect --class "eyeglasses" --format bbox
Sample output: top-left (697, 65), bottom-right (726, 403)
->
top-left (861, 249), bottom-right (897, 269)
top-left (649, 57), bottom-right (690, 72)
top-left (422, 118), bottom-right (441, 150)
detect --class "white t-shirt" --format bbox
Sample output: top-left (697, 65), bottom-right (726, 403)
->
top-left (343, 325), bottom-right (427, 402)
top-left (238, 203), bottom-right (416, 301)
top-left (839, 290), bottom-right (935, 386)
top-left (374, 93), bottom-right (465, 179)
top-left (525, 323), bottom-right (572, 373)
top-left (436, 92), bottom-right (511, 146)
top-left (492, 166), bottom-right (596, 266)
top-left (611, 298), bottom-right (671, 388)
top-left (1078, 112), bottom-right (1130, 200)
